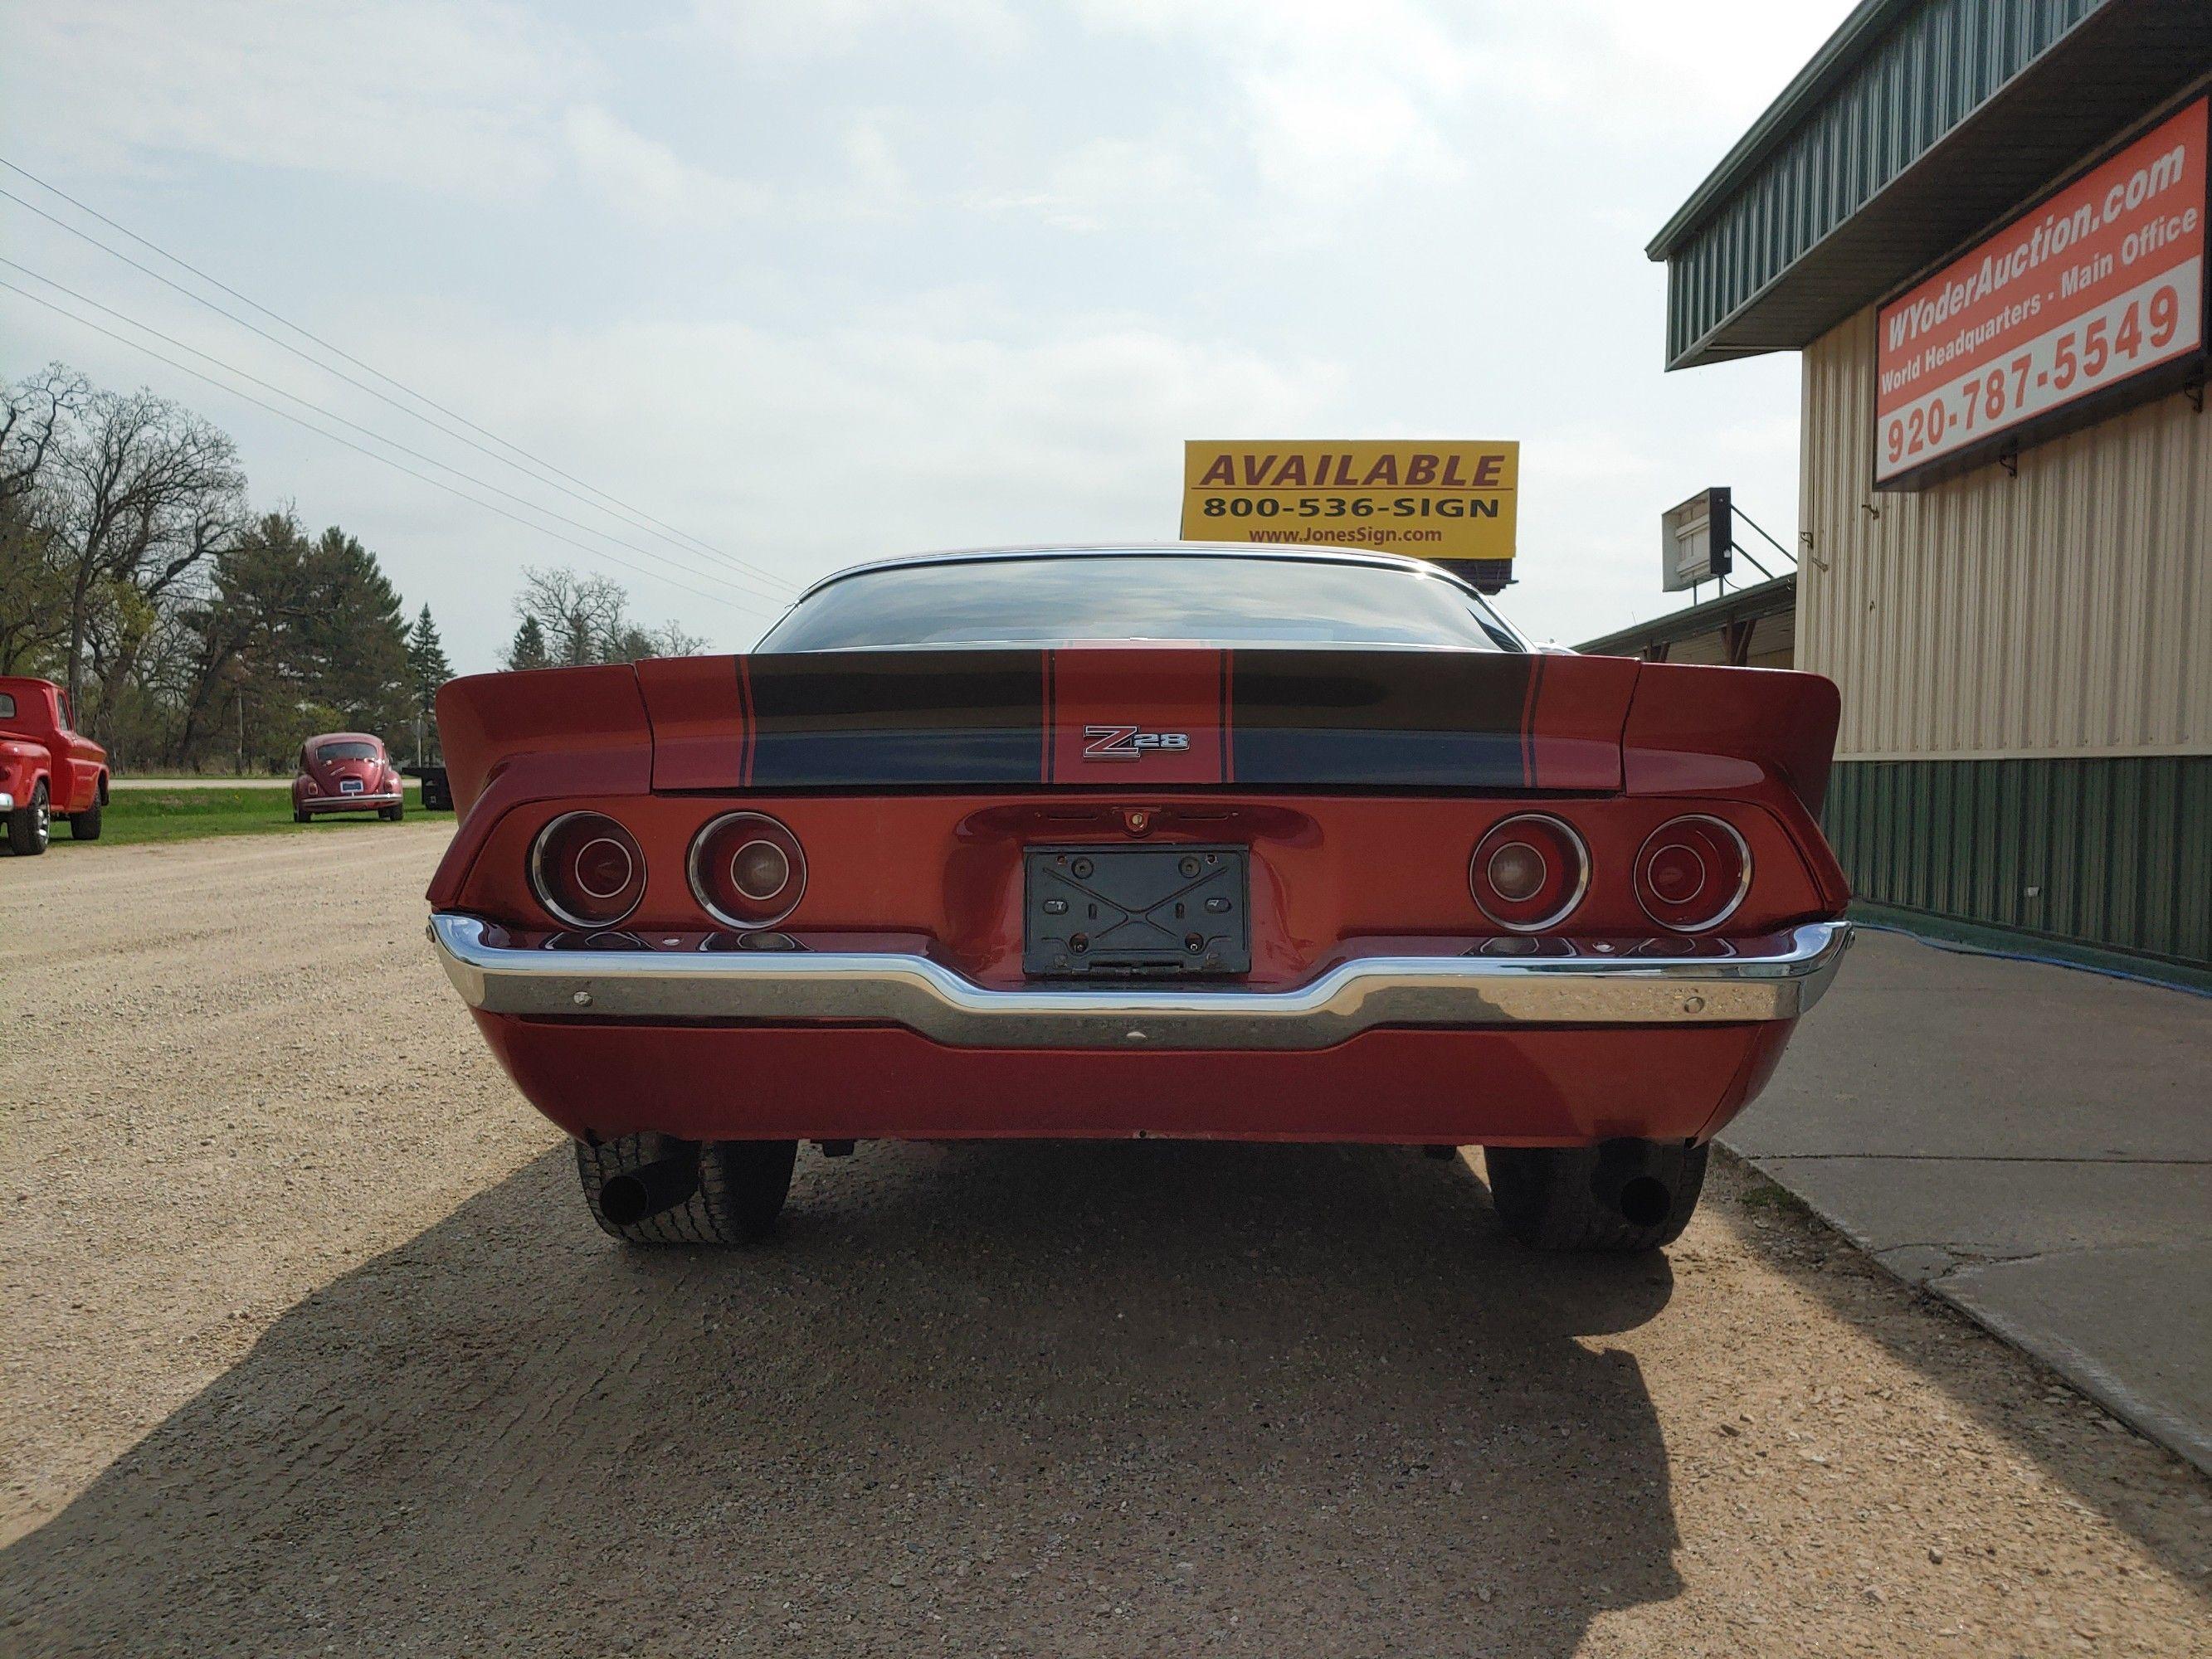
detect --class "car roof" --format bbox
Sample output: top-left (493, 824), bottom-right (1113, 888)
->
top-left (305, 732), bottom-right (382, 747)
top-left (787, 542), bottom-right (1499, 606)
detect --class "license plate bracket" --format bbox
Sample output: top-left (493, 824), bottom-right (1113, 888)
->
top-left (1024, 844), bottom-right (1250, 977)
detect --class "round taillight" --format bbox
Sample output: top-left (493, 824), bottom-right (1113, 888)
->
top-left (1634, 815), bottom-right (1751, 933)
top-left (689, 811), bottom-right (806, 929)
top-left (529, 811), bottom-right (646, 928)
top-left (1469, 813), bottom-right (1588, 933)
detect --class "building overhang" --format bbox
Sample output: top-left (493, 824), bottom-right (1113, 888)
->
top-left (1651, 0), bottom-right (2212, 369)
top-left (1576, 575), bottom-right (1796, 661)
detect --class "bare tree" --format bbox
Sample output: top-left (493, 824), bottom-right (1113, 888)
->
top-left (514, 566), bottom-right (631, 665)
top-left (46, 385), bottom-right (246, 723)
top-left (0, 367), bottom-right (88, 673)
top-left (509, 566), bottom-right (703, 664)
top-left (1, 365), bottom-right (85, 506)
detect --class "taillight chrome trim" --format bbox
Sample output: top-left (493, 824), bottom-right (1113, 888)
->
top-left (687, 810), bottom-right (807, 930)
top-left (529, 811), bottom-right (646, 930)
top-left (1634, 815), bottom-right (1752, 934)
top-left (1469, 812), bottom-right (1591, 934)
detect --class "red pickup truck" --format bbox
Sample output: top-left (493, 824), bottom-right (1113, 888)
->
top-left (1, 677), bottom-right (109, 856)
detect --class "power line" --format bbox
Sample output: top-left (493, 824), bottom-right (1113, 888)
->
top-left (0, 277), bottom-right (777, 620)
top-left (0, 167), bottom-right (797, 596)
top-left (0, 163), bottom-right (795, 593)
top-left (0, 257), bottom-right (793, 610)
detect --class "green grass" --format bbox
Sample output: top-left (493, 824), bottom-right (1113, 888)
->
top-left (44, 784), bottom-right (434, 849)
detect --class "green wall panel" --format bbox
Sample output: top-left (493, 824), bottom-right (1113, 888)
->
top-left (1661, 0), bottom-right (2104, 363)
top-left (1824, 757), bottom-right (2212, 970)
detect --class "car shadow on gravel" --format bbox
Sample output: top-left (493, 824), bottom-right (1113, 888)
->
top-left (2, 1141), bottom-right (1680, 1657)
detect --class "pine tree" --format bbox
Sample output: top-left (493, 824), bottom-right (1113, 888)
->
top-left (406, 604), bottom-right (453, 762)
top-left (507, 613), bottom-right (551, 671)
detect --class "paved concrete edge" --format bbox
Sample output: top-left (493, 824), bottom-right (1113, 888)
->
top-left (1712, 1143), bottom-right (2212, 1477)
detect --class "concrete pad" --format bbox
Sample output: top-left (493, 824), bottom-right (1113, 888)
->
top-left (1737, 929), bottom-right (2212, 1161)
top-left (1723, 926), bottom-right (2212, 1472)
top-left (1752, 1155), bottom-right (2212, 1261)
top-left (1938, 1242), bottom-right (2212, 1476)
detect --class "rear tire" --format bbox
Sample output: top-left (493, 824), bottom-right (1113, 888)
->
top-left (1483, 1140), bottom-right (1708, 1253)
top-left (7, 782), bottom-right (49, 856)
top-left (294, 807), bottom-right (311, 824)
top-left (381, 802), bottom-right (403, 821)
top-left (576, 1134), bottom-right (797, 1246)
top-left (69, 801), bottom-right (102, 839)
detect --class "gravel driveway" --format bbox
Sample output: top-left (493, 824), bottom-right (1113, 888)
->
top-left (2, 830), bottom-right (2207, 1656)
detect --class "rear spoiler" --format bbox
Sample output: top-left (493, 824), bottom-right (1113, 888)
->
top-left (438, 647), bottom-right (1644, 812)
top-left (436, 649), bottom-right (1839, 815)
top-left (1620, 662), bottom-right (1840, 817)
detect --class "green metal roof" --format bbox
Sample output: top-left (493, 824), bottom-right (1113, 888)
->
top-left (1650, 0), bottom-right (2212, 369)
top-left (1575, 575), bottom-right (1795, 660)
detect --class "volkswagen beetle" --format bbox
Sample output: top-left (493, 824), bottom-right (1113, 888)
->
top-left (293, 732), bottom-right (404, 822)
top-left (426, 546), bottom-right (1850, 1250)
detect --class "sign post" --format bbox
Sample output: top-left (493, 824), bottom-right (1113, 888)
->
top-left (1181, 440), bottom-right (1519, 591)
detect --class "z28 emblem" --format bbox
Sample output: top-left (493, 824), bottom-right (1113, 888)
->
top-left (1082, 724), bottom-right (1191, 761)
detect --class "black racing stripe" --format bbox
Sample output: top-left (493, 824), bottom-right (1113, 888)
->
top-left (1231, 728), bottom-right (1530, 787)
top-left (745, 650), bottom-right (1046, 786)
top-left (1043, 649), bottom-right (1057, 784)
top-left (1217, 649), bottom-right (1231, 782)
top-left (1228, 650), bottom-right (1533, 733)
top-left (1227, 649), bottom-right (1537, 787)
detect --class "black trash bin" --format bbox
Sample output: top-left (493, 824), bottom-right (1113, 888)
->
top-left (406, 765), bottom-right (453, 812)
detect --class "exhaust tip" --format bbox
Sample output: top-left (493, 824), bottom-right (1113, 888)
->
top-left (1616, 1175), bottom-right (1673, 1228)
top-left (597, 1151), bottom-right (702, 1227)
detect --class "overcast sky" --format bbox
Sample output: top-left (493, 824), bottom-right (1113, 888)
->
top-left (2, 0), bottom-right (1849, 671)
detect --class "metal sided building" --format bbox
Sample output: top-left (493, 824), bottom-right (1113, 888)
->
top-left (1649, 0), bottom-right (2212, 980)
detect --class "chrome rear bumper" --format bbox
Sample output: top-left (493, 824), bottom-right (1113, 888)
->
top-left (428, 913), bottom-right (1850, 1053)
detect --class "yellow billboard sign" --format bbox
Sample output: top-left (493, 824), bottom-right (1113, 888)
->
top-left (1180, 440), bottom-right (1518, 564)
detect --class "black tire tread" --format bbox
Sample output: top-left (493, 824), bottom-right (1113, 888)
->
top-left (574, 1134), bottom-right (796, 1247)
top-left (1483, 1141), bottom-right (1708, 1253)
top-left (7, 783), bottom-right (48, 856)
top-left (70, 802), bottom-right (102, 839)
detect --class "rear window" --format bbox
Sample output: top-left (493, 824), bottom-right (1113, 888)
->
top-left (757, 554), bottom-right (1523, 653)
top-left (0, 693), bottom-right (14, 720)
top-left (314, 740), bottom-right (379, 761)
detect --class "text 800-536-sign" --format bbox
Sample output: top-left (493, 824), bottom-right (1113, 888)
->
top-left (1874, 98), bottom-right (2208, 489)
top-left (1180, 441), bottom-right (1518, 564)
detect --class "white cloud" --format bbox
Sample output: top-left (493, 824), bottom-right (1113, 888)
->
top-left (689, 0), bottom-right (1028, 62)
top-left (5, 0), bottom-right (585, 197)
top-left (967, 135), bottom-right (1211, 231)
top-left (563, 106), bottom-right (767, 226)
top-left (280, 299), bottom-right (1342, 659)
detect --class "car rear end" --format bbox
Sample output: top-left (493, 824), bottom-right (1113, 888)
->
top-left (425, 549), bottom-right (1849, 1248)
top-left (297, 736), bottom-right (402, 817)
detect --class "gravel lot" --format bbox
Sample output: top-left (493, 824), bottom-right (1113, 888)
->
top-left (2, 830), bottom-right (2208, 1656)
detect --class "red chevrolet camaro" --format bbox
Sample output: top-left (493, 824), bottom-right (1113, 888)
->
top-left (427, 546), bottom-right (1850, 1251)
